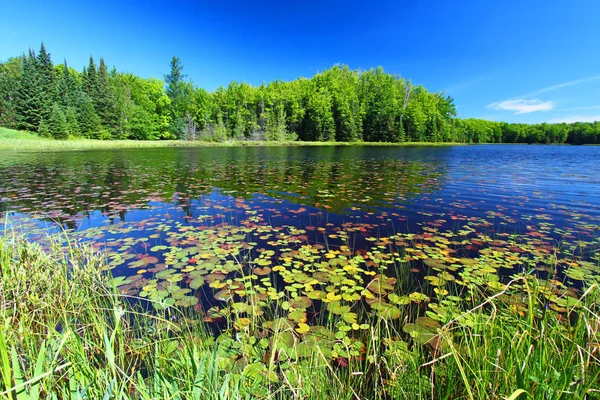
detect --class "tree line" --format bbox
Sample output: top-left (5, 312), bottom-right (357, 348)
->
top-left (0, 43), bottom-right (598, 144)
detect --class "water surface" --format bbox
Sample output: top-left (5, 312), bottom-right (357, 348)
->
top-left (1, 145), bottom-right (599, 312)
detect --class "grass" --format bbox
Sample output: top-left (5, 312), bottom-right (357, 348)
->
top-left (0, 127), bottom-right (463, 151)
top-left (1, 231), bottom-right (598, 399)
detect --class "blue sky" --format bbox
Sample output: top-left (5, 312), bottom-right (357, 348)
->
top-left (1, 0), bottom-right (599, 123)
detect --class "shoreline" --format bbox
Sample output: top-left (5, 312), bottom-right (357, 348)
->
top-left (2, 128), bottom-right (589, 151)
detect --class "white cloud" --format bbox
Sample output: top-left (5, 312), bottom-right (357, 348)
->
top-left (486, 75), bottom-right (600, 117)
top-left (487, 99), bottom-right (554, 114)
top-left (547, 116), bottom-right (600, 123)
top-left (521, 75), bottom-right (600, 97)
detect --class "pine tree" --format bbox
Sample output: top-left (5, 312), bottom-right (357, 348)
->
top-left (57, 60), bottom-right (81, 107)
top-left (36, 43), bottom-right (55, 122)
top-left (164, 56), bottom-right (188, 139)
top-left (83, 55), bottom-right (98, 101)
top-left (41, 103), bottom-right (68, 139)
top-left (233, 108), bottom-right (244, 140)
top-left (75, 93), bottom-right (100, 138)
top-left (38, 118), bottom-right (49, 137)
top-left (95, 57), bottom-right (117, 135)
top-left (265, 103), bottom-right (287, 141)
top-left (64, 106), bottom-right (80, 137)
top-left (15, 50), bottom-right (44, 132)
top-left (0, 58), bottom-right (20, 128)
top-left (212, 112), bottom-right (227, 142)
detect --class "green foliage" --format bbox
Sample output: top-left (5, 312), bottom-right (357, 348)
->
top-left (36, 43), bottom-right (55, 122)
top-left (56, 60), bottom-right (81, 108)
top-left (38, 103), bottom-right (68, 139)
top-left (2, 43), bottom-right (600, 143)
top-left (264, 103), bottom-right (288, 141)
top-left (1, 229), bottom-right (598, 399)
top-left (0, 58), bottom-right (21, 128)
top-left (212, 112), bottom-right (228, 142)
top-left (75, 93), bottom-right (101, 138)
top-left (164, 56), bottom-right (193, 139)
top-left (64, 106), bottom-right (80, 137)
top-left (360, 67), bottom-right (407, 142)
top-left (82, 55), bottom-right (98, 101)
top-left (94, 58), bottom-right (118, 135)
top-left (15, 51), bottom-right (44, 132)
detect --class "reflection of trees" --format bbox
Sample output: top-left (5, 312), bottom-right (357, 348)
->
top-left (210, 148), bottom-right (448, 213)
top-left (0, 147), bottom-right (450, 227)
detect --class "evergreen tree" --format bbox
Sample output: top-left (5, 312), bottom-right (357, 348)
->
top-left (64, 106), bottom-right (80, 137)
top-left (82, 55), bottom-right (98, 101)
top-left (36, 43), bottom-right (55, 122)
top-left (37, 118), bottom-right (49, 137)
top-left (57, 60), bottom-right (81, 107)
top-left (164, 56), bottom-right (188, 138)
top-left (40, 103), bottom-right (68, 139)
top-left (4, 42), bottom-right (600, 144)
top-left (95, 58), bottom-right (117, 135)
top-left (212, 112), bottom-right (227, 142)
top-left (15, 50), bottom-right (44, 132)
top-left (0, 58), bottom-right (20, 128)
top-left (265, 103), bottom-right (287, 141)
top-left (75, 93), bottom-right (101, 138)
top-left (233, 108), bottom-right (244, 140)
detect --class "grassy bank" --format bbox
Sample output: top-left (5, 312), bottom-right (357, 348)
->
top-left (0, 127), bottom-right (462, 151)
top-left (1, 233), bottom-right (598, 399)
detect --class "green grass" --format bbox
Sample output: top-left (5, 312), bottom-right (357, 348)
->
top-left (1, 232), bottom-right (598, 399)
top-left (0, 127), bottom-right (463, 151)
top-left (0, 127), bottom-right (52, 141)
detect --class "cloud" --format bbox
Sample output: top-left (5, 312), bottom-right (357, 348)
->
top-left (486, 75), bottom-right (600, 116)
top-left (521, 75), bottom-right (600, 98)
top-left (547, 116), bottom-right (600, 123)
top-left (487, 99), bottom-right (554, 114)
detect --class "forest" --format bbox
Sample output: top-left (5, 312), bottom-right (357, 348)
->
top-left (0, 43), bottom-right (599, 144)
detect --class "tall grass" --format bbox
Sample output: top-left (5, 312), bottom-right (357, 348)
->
top-left (1, 233), bottom-right (598, 399)
top-left (0, 127), bottom-right (462, 151)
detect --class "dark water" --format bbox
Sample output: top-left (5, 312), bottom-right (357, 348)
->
top-left (1, 145), bottom-right (599, 310)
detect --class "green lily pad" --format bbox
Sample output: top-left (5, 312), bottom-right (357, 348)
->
top-left (403, 317), bottom-right (441, 345)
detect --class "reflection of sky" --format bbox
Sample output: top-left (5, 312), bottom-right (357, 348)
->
top-left (1, 145), bottom-right (599, 255)
top-left (442, 145), bottom-right (600, 217)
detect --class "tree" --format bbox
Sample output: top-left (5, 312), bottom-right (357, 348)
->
top-left (4, 42), bottom-right (599, 144)
top-left (15, 50), bottom-right (44, 131)
top-left (319, 65), bottom-right (362, 142)
top-left (56, 60), bottom-right (80, 108)
top-left (359, 67), bottom-right (402, 142)
top-left (212, 112), bottom-right (227, 142)
top-left (75, 93), bottom-right (101, 138)
top-left (0, 57), bottom-right (21, 128)
top-left (36, 43), bottom-right (55, 122)
top-left (300, 83), bottom-right (335, 141)
top-left (95, 58), bottom-right (118, 135)
top-left (39, 103), bottom-right (68, 139)
top-left (64, 106), bottom-right (80, 137)
top-left (265, 103), bottom-right (288, 141)
top-left (164, 56), bottom-right (191, 139)
top-left (82, 55), bottom-right (98, 101)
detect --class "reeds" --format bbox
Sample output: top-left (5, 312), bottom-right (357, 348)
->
top-left (1, 232), bottom-right (598, 399)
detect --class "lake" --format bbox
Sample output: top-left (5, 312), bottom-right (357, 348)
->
top-left (1, 144), bottom-right (599, 315)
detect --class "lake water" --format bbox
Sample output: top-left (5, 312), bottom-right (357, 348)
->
top-left (1, 145), bottom-right (599, 313)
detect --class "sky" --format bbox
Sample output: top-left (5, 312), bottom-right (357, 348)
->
top-left (1, 0), bottom-right (599, 123)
